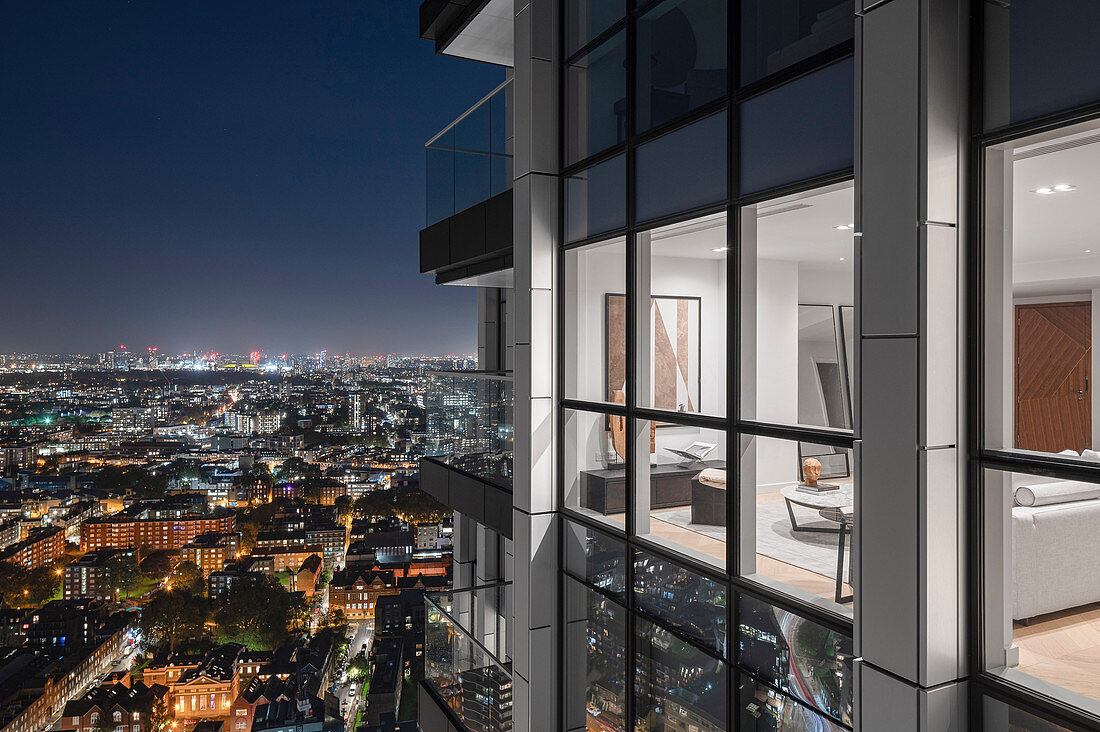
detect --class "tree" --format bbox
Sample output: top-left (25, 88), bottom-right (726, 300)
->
top-left (348, 650), bottom-right (369, 679)
top-left (141, 589), bottom-right (207, 654)
top-left (214, 572), bottom-right (300, 650)
top-left (0, 564), bottom-right (61, 607)
top-left (139, 551), bottom-right (172, 579)
top-left (143, 696), bottom-right (169, 732)
top-left (334, 495), bottom-right (352, 525)
top-left (169, 561), bottom-right (204, 595)
top-left (92, 713), bottom-right (116, 732)
top-left (103, 554), bottom-right (141, 599)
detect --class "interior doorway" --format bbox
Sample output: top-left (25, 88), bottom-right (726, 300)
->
top-left (1014, 301), bottom-right (1091, 452)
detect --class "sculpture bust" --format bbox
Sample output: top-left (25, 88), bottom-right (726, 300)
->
top-left (802, 457), bottom-right (822, 487)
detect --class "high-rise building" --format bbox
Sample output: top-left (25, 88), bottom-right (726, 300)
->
top-left (412, 2), bottom-right (1100, 730)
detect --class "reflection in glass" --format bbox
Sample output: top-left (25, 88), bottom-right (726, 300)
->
top-left (633, 550), bottom-right (727, 654)
top-left (737, 673), bottom-right (846, 731)
top-left (740, 0), bottom-right (853, 85)
top-left (635, 617), bottom-right (727, 732)
top-left (566, 0), bottom-right (626, 56)
top-left (563, 520), bottom-right (627, 601)
top-left (839, 305), bottom-right (854, 416)
top-left (564, 237), bottom-right (627, 404)
top-left (739, 58), bottom-right (853, 194)
top-left (635, 110), bottom-right (727, 222)
top-left (566, 154), bottom-right (627, 243)
top-left (566, 30), bottom-right (627, 166)
top-left (981, 696), bottom-right (1075, 732)
top-left (635, 0), bottom-right (727, 133)
top-left (565, 580), bottom-right (627, 732)
top-left (737, 594), bottom-right (854, 724)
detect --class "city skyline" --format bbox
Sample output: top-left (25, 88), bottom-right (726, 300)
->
top-left (0, 1), bottom-right (502, 355)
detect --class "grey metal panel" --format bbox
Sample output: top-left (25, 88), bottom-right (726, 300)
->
top-left (418, 458), bottom-right (450, 505)
top-left (451, 202), bottom-right (488, 261)
top-left (417, 681), bottom-right (453, 732)
top-left (919, 679), bottom-right (966, 732)
top-left (920, 223), bottom-right (959, 448)
top-left (856, 660), bottom-right (919, 732)
top-left (449, 469), bottom-right (486, 517)
top-left (420, 219), bottom-right (451, 273)
top-left (485, 188), bottom-right (515, 254)
top-left (920, 0), bottom-right (960, 225)
top-left (859, 336), bottom-right (920, 681)
top-left (860, 0), bottom-right (920, 336)
top-left (919, 446), bottom-right (961, 687)
top-left (484, 484), bottom-right (514, 538)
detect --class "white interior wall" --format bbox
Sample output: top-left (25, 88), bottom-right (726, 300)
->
top-left (756, 259), bottom-right (799, 489)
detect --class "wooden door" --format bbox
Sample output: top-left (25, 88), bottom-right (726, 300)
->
top-left (1015, 302), bottom-right (1091, 452)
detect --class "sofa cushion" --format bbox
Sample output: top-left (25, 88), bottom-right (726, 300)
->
top-left (696, 468), bottom-right (726, 489)
top-left (1014, 480), bottom-right (1100, 507)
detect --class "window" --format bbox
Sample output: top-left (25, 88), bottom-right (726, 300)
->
top-left (633, 551), bottom-right (726, 654)
top-left (737, 673), bottom-right (846, 731)
top-left (739, 58), bottom-right (853, 195)
top-left (563, 520), bottom-right (627, 602)
top-left (566, 154), bottom-right (627, 243)
top-left (635, 110), bottom-right (727, 222)
top-left (739, 182), bottom-right (855, 430)
top-left (740, 0), bottom-right (853, 86)
top-left (566, 0), bottom-right (625, 57)
top-left (564, 236), bottom-right (627, 405)
top-left (983, 1), bottom-right (1100, 129)
top-left (563, 407), bottom-right (627, 529)
top-left (634, 616), bottom-right (727, 731)
top-left (736, 594), bottom-right (853, 725)
top-left (566, 30), bottom-right (627, 166)
top-left (634, 0), bottom-right (726, 134)
top-left (564, 579), bottom-right (626, 732)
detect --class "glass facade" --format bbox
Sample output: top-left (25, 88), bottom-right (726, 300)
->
top-left (739, 0), bottom-right (853, 85)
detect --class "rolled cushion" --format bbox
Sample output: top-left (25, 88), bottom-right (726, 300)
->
top-left (1082, 449), bottom-right (1100, 461)
top-left (697, 468), bottom-right (726, 489)
top-left (1014, 480), bottom-right (1100, 507)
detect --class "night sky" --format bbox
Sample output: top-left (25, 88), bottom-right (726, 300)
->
top-left (0, 1), bottom-right (503, 356)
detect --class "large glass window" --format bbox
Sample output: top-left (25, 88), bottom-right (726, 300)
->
top-left (740, 0), bottom-right (853, 86)
top-left (737, 674), bottom-right (846, 731)
top-left (563, 519), bottom-right (627, 602)
top-left (634, 418), bottom-right (727, 569)
top-left (984, 1), bottom-right (1100, 130)
top-left (633, 550), bottom-right (726, 654)
top-left (739, 58), bottom-right (853, 195)
top-left (982, 122), bottom-right (1100, 461)
top-left (738, 434), bottom-right (853, 616)
top-left (740, 183), bottom-right (855, 430)
top-left (635, 111), bottom-right (726, 223)
top-left (566, 0), bottom-right (626, 57)
top-left (564, 579), bottom-right (627, 732)
top-left (566, 30), bottom-right (628, 166)
top-left (636, 213), bottom-right (727, 417)
top-left (634, 0), bottom-right (727, 134)
top-left (981, 695), bottom-right (1077, 731)
top-left (564, 236), bottom-right (627, 405)
top-left (566, 153), bottom-right (627, 243)
top-left (635, 616), bottom-right (727, 732)
top-left (563, 407), bottom-right (627, 529)
top-left (981, 466), bottom-right (1100, 709)
top-left (736, 594), bottom-right (853, 725)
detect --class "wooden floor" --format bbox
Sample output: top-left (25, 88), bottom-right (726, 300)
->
top-left (612, 492), bottom-right (853, 608)
top-left (1015, 605), bottom-right (1100, 701)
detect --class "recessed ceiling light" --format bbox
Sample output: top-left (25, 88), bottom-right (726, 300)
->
top-left (834, 224), bottom-right (852, 231)
top-left (1033, 184), bottom-right (1076, 195)
top-left (711, 246), bottom-right (729, 253)
top-left (1054, 184), bottom-right (1077, 192)
top-left (1086, 249), bottom-right (1093, 254)
top-left (839, 257), bottom-right (846, 261)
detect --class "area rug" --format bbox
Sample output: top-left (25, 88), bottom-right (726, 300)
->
top-left (654, 500), bottom-right (849, 581)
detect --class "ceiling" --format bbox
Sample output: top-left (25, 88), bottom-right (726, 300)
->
top-left (442, 0), bottom-right (513, 67)
top-left (1012, 132), bottom-right (1100, 295)
top-left (648, 184), bottom-right (854, 268)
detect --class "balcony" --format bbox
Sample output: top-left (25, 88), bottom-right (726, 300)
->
top-left (420, 583), bottom-right (512, 732)
top-left (420, 370), bottom-right (512, 537)
top-left (419, 0), bottom-right (513, 66)
top-left (420, 80), bottom-right (513, 286)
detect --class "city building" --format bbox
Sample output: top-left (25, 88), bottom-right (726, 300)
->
top-left (179, 532), bottom-right (240, 576)
top-left (0, 526), bottom-right (65, 569)
top-left (63, 548), bottom-right (140, 601)
top-left (410, 0), bottom-right (1100, 729)
top-left (58, 681), bottom-right (170, 732)
top-left (81, 512), bottom-right (236, 552)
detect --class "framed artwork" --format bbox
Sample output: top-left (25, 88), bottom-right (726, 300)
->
top-left (606, 293), bottom-right (702, 420)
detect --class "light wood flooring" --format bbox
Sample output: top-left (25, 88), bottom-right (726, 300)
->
top-left (1015, 605), bottom-right (1100, 701)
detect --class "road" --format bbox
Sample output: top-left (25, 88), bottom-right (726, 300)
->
top-left (333, 620), bottom-right (374, 727)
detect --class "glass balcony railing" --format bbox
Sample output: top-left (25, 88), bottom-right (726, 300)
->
top-left (424, 583), bottom-right (513, 732)
top-left (426, 79), bottom-right (513, 227)
top-left (424, 370), bottom-right (513, 489)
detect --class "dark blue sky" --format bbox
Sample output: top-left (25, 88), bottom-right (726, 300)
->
top-left (0, 1), bottom-right (503, 356)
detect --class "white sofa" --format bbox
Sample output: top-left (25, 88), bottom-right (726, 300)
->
top-left (1013, 474), bottom-right (1100, 620)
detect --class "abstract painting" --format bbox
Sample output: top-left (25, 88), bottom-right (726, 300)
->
top-left (606, 294), bottom-right (701, 418)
